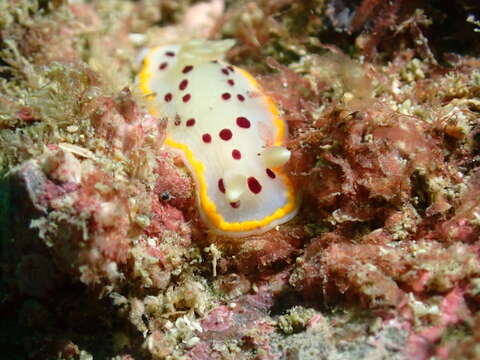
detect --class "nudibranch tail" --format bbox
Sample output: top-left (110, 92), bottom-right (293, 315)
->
top-left (138, 40), bottom-right (299, 237)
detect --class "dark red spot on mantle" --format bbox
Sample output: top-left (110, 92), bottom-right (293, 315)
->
top-left (230, 201), bottom-right (240, 208)
top-left (222, 93), bottom-right (231, 100)
top-left (165, 51), bottom-right (175, 57)
top-left (236, 117), bottom-right (250, 128)
top-left (219, 129), bottom-right (232, 141)
top-left (159, 62), bottom-right (168, 70)
top-left (248, 177), bottom-right (262, 194)
top-left (237, 94), bottom-right (245, 102)
top-left (232, 149), bottom-right (241, 160)
top-left (218, 179), bottom-right (225, 193)
top-left (182, 94), bottom-right (191, 103)
top-left (179, 79), bottom-right (188, 90)
top-left (202, 133), bottom-right (212, 143)
top-left (164, 93), bottom-right (172, 102)
top-left (186, 118), bottom-right (195, 127)
top-left (182, 65), bottom-right (193, 73)
top-left (266, 168), bottom-right (276, 179)
top-left (221, 68), bottom-right (229, 75)
top-left (227, 79), bottom-right (234, 86)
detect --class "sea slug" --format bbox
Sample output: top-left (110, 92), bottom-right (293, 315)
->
top-left (138, 40), bottom-right (298, 237)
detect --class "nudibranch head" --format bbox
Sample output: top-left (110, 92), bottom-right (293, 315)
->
top-left (138, 40), bottom-right (298, 237)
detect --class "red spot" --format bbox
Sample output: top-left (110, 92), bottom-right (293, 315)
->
top-left (186, 118), bottom-right (196, 127)
top-left (219, 129), bottom-right (232, 141)
top-left (218, 179), bottom-right (225, 193)
top-left (230, 201), bottom-right (240, 208)
top-left (174, 118), bottom-right (181, 126)
top-left (266, 168), bottom-right (276, 179)
top-left (221, 68), bottom-right (229, 75)
top-left (236, 116), bottom-right (251, 128)
top-left (182, 94), bottom-right (191, 103)
top-left (232, 149), bottom-right (241, 160)
top-left (159, 62), bottom-right (168, 70)
top-left (248, 177), bottom-right (262, 194)
top-left (227, 65), bottom-right (234, 72)
top-left (202, 133), bottom-right (212, 143)
top-left (164, 93), bottom-right (172, 102)
top-left (222, 93), bottom-right (231, 100)
top-left (227, 79), bottom-right (234, 86)
top-left (179, 79), bottom-right (188, 90)
top-left (165, 51), bottom-right (175, 57)
top-left (182, 65), bottom-right (193, 73)
top-left (237, 94), bottom-right (245, 102)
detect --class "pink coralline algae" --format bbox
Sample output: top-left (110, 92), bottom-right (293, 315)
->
top-left (188, 285), bottom-right (275, 359)
top-left (402, 287), bottom-right (470, 359)
top-left (5, 88), bottom-right (194, 290)
top-left (153, 153), bottom-right (194, 212)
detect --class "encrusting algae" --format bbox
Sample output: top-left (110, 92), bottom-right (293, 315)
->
top-left (1, 0), bottom-right (480, 359)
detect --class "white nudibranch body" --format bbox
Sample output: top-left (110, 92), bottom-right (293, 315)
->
top-left (138, 40), bottom-right (298, 237)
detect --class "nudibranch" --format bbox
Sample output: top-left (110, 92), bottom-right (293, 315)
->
top-left (138, 40), bottom-right (298, 237)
